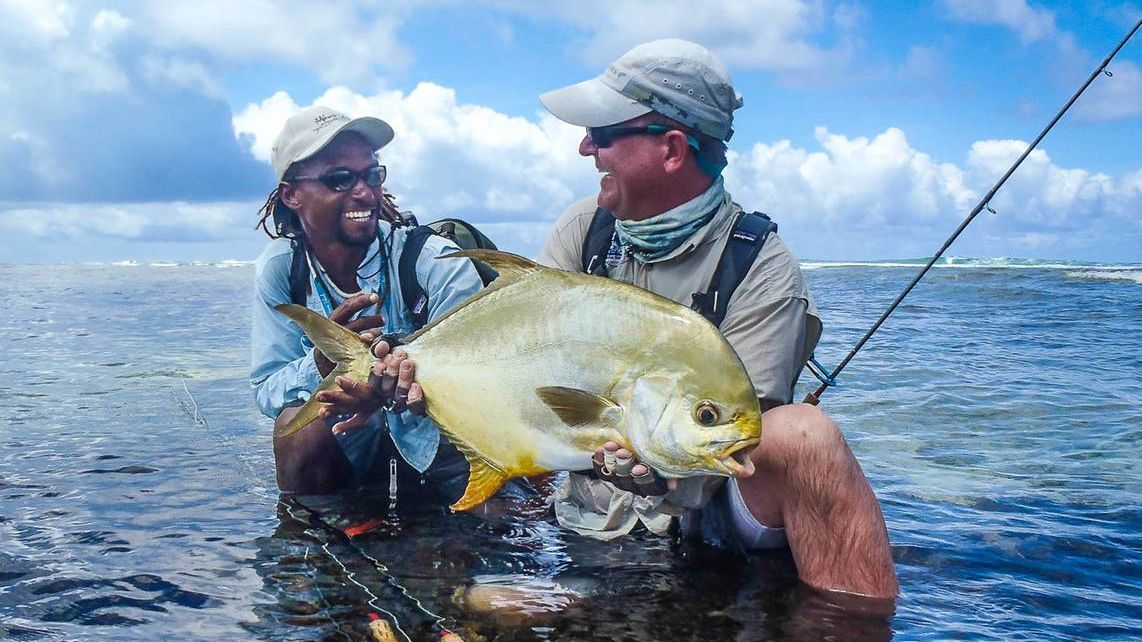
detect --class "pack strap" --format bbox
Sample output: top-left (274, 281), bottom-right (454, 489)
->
top-left (398, 226), bottom-right (436, 329)
top-left (581, 208), bottom-right (616, 276)
top-left (690, 211), bottom-right (777, 327)
top-left (288, 238), bottom-right (310, 305)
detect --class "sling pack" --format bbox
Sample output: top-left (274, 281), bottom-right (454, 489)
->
top-left (580, 207), bottom-right (778, 327)
top-left (288, 217), bottom-right (498, 329)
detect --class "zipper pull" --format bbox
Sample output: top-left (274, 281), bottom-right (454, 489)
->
top-left (388, 457), bottom-right (398, 510)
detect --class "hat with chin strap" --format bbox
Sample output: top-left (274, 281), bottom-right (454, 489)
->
top-left (271, 105), bottom-right (394, 182)
top-left (539, 39), bottom-right (742, 141)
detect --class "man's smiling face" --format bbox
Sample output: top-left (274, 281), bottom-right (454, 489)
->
top-left (288, 132), bottom-right (382, 249)
top-left (579, 116), bottom-right (671, 222)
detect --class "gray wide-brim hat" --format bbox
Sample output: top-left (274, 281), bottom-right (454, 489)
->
top-left (540, 39), bottom-right (743, 142)
top-left (270, 105), bottom-right (394, 182)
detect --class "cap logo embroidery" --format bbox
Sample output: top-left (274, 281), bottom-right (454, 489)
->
top-left (312, 113), bottom-right (345, 132)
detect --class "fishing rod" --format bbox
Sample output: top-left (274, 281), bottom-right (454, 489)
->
top-left (803, 17), bottom-right (1141, 406)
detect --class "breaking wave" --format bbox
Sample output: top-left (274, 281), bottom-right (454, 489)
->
top-left (801, 256), bottom-right (1140, 275)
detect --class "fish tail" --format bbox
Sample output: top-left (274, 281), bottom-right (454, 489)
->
top-left (273, 304), bottom-right (376, 438)
top-left (275, 398), bottom-right (323, 438)
top-left (275, 304), bottom-right (374, 368)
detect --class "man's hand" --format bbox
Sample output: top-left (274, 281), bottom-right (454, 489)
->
top-left (315, 339), bottom-right (427, 436)
top-left (589, 441), bottom-right (674, 496)
top-left (369, 339), bottom-right (427, 416)
top-left (313, 292), bottom-right (384, 377)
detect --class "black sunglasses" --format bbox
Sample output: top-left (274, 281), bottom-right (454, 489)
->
top-left (290, 165), bottom-right (386, 192)
top-left (586, 124), bottom-right (673, 148)
top-left (586, 124), bottom-right (701, 151)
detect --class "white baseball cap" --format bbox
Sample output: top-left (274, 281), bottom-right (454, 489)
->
top-left (540, 39), bottom-right (743, 141)
top-left (270, 105), bottom-right (394, 182)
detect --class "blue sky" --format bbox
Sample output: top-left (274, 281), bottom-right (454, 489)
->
top-left (0, 0), bottom-right (1139, 263)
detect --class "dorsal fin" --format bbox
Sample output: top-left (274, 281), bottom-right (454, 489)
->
top-left (440, 249), bottom-right (543, 282)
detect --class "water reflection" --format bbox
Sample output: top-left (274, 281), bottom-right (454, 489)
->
top-left (249, 485), bottom-right (894, 642)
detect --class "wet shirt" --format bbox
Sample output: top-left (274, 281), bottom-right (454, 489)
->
top-left (249, 223), bottom-right (483, 476)
top-left (537, 194), bottom-right (821, 405)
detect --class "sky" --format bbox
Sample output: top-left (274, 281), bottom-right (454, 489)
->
top-left (0, 0), bottom-right (1139, 264)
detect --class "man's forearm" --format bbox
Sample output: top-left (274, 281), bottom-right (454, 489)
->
top-left (272, 406), bottom-right (353, 494)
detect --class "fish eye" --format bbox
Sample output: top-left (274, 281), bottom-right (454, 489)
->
top-left (693, 401), bottom-right (720, 426)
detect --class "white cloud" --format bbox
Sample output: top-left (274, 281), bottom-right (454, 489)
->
top-left (964, 139), bottom-right (1137, 229)
top-left (90, 9), bottom-right (131, 52)
top-left (0, 200), bottom-right (252, 241)
top-left (0, 0), bottom-right (129, 95)
top-left (724, 127), bottom-right (1140, 259)
top-left (1075, 60), bottom-right (1142, 122)
top-left (728, 127), bottom-right (976, 228)
top-left (494, 0), bottom-right (854, 77)
top-left (228, 86), bottom-right (1139, 261)
top-left (233, 83), bottom-right (596, 222)
top-left (0, 0), bottom-right (76, 45)
top-left (940, 0), bottom-right (1059, 43)
top-left (139, 0), bottom-right (412, 85)
top-left (0, 1), bottom-right (1135, 263)
top-left (141, 55), bottom-right (224, 98)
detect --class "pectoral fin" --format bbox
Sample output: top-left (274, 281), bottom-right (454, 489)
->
top-left (536, 386), bottom-right (623, 428)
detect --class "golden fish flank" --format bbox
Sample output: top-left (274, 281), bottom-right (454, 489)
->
top-left (275, 250), bottom-right (762, 511)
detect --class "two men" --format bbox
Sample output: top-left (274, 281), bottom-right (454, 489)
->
top-left (251, 40), bottom-right (898, 599)
top-left (534, 39), bottom-right (897, 599)
top-left (249, 106), bottom-right (481, 501)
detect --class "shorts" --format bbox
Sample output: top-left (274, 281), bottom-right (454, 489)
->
top-left (683, 478), bottom-right (787, 551)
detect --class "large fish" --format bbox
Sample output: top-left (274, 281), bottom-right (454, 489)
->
top-left (276, 250), bottom-right (762, 511)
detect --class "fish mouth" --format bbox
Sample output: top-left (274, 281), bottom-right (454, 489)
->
top-left (716, 438), bottom-right (759, 477)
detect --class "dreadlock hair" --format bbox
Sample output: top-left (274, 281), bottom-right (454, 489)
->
top-left (255, 157), bottom-right (308, 240)
top-left (255, 185), bottom-right (302, 240)
top-left (642, 112), bottom-right (729, 177)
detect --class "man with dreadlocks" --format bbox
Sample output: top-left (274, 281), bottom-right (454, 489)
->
top-left (250, 106), bottom-right (482, 499)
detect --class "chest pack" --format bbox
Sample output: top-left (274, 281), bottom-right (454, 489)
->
top-left (288, 217), bottom-right (498, 329)
top-left (580, 208), bottom-right (778, 327)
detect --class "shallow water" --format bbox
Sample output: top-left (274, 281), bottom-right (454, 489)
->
top-left (0, 261), bottom-right (1138, 641)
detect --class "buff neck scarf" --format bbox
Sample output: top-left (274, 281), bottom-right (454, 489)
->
top-left (614, 177), bottom-right (725, 263)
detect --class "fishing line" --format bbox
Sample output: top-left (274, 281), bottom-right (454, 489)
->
top-left (283, 496), bottom-right (463, 641)
top-left (169, 382), bottom-right (459, 639)
top-left (803, 18), bottom-right (1141, 405)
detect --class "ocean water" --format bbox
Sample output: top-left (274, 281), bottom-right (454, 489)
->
top-left (0, 259), bottom-right (1138, 641)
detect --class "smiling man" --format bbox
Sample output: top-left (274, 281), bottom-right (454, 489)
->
top-left (536, 39), bottom-right (898, 599)
top-left (249, 106), bottom-right (482, 500)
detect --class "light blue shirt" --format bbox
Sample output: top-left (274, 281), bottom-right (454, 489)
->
top-left (249, 223), bottom-right (483, 476)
